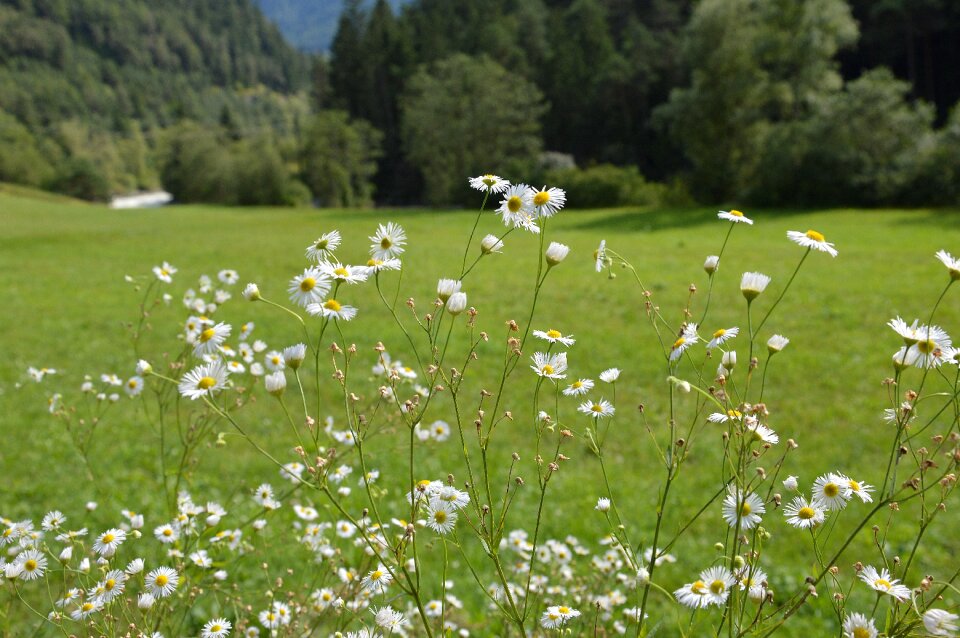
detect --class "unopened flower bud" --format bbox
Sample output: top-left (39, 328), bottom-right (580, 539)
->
top-left (446, 292), bottom-right (467, 315)
top-left (545, 242), bottom-right (570, 266)
top-left (704, 255), bottom-right (720, 274)
top-left (243, 283), bottom-right (261, 301)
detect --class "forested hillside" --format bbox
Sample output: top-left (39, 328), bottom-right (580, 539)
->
top-left (0, 0), bottom-right (309, 197)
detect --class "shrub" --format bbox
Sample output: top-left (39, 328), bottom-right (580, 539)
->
top-left (545, 164), bottom-right (661, 208)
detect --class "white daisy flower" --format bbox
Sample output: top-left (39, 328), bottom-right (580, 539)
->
top-left (674, 578), bottom-right (711, 609)
top-left (530, 185), bottom-right (566, 217)
top-left (701, 566), bottom-right (737, 606)
top-left (783, 496), bottom-right (826, 529)
top-left (288, 267), bottom-right (331, 307)
top-left (480, 234), bottom-right (504, 254)
top-left (706, 326), bottom-right (739, 349)
top-left (370, 222), bottom-right (406, 260)
top-left (745, 421), bottom-right (779, 445)
top-left (469, 174), bottom-right (511, 193)
top-left (16, 549), bottom-right (47, 581)
top-left (595, 498), bottom-right (611, 512)
top-left (305, 231), bottom-right (342, 262)
top-left (193, 322), bottom-right (232, 357)
top-left (540, 604), bottom-right (580, 629)
top-left (145, 566), bottom-right (179, 598)
top-left (906, 325), bottom-right (953, 368)
top-left (320, 262), bottom-right (369, 284)
top-left (374, 605), bottom-right (408, 631)
top-left (741, 272), bottom-right (771, 301)
top-left (578, 398), bottom-right (615, 419)
top-left (70, 599), bottom-right (103, 620)
top-left (563, 378), bottom-right (594, 396)
top-left (787, 229), bottom-right (838, 257)
top-left (595, 239), bottom-right (607, 272)
top-left (152, 261), bottom-right (177, 283)
top-left (365, 256), bottom-right (402, 272)
top-left (226, 361), bottom-right (245, 374)
top-left (497, 184), bottom-right (539, 233)
top-left (858, 565), bottom-right (911, 601)
top-left (736, 565), bottom-right (769, 601)
top-left (722, 488), bottom-right (765, 530)
top-left (190, 550), bottom-right (212, 568)
top-left (179, 361), bottom-right (229, 400)
top-left (264, 350), bottom-right (285, 372)
top-left (812, 473), bottom-right (851, 510)
top-left (669, 323), bottom-right (700, 362)
top-left (888, 316), bottom-right (928, 344)
top-left (202, 618), bottom-right (232, 638)
top-left (545, 241), bottom-right (570, 266)
top-left (154, 524), bottom-right (179, 544)
top-left (217, 269), bottom-right (239, 285)
top-left (935, 249), bottom-right (960, 280)
top-left (307, 299), bottom-right (358, 321)
top-left (842, 612), bottom-right (877, 638)
top-left (361, 564), bottom-right (393, 595)
top-left (767, 334), bottom-right (790, 353)
top-left (93, 569), bottom-right (126, 602)
top-left (708, 408), bottom-right (743, 423)
top-left (531, 352), bottom-right (568, 379)
top-left (533, 328), bottom-right (575, 346)
top-left (41, 511), bottom-right (66, 531)
top-left (93, 528), bottom-right (127, 557)
top-left (718, 209), bottom-right (753, 224)
top-left (430, 420), bottom-right (451, 441)
top-left (599, 367), bottom-right (620, 383)
top-left (924, 609), bottom-right (960, 636)
top-left (425, 502), bottom-right (457, 534)
top-left (836, 474), bottom-right (874, 503)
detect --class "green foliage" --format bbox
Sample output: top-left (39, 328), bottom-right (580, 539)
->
top-left (545, 164), bottom-right (662, 208)
top-left (401, 54), bottom-right (546, 206)
top-left (158, 123), bottom-right (302, 206)
top-left (46, 156), bottom-right (110, 202)
top-left (0, 108), bottom-right (56, 187)
top-left (300, 110), bottom-right (383, 208)
top-left (747, 68), bottom-right (936, 206)
top-left (657, 0), bottom-right (859, 202)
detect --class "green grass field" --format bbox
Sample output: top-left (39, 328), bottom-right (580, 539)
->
top-left (2, 189), bottom-right (959, 636)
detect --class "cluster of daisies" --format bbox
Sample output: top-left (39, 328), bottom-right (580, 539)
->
top-left (529, 327), bottom-right (621, 420)
top-left (469, 174), bottom-right (567, 234)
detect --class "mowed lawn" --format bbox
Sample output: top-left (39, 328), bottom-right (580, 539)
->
top-left (2, 188), bottom-right (960, 634)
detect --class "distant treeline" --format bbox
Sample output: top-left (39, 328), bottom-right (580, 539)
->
top-left (3, 0), bottom-right (960, 207)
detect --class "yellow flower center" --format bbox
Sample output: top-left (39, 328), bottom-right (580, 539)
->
top-left (558, 606), bottom-right (570, 614)
top-left (417, 479), bottom-right (431, 489)
top-left (713, 329), bottom-right (726, 339)
top-left (823, 483), bottom-right (839, 498)
top-left (542, 364), bottom-right (554, 375)
top-left (324, 299), bottom-right (342, 312)
top-left (710, 579), bottom-right (726, 594)
top-left (155, 574), bottom-right (168, 586)
top-left (740, 502), bottom-right (752, 516)
top-left (82, 602), bottom-right (94, 612)
top-left (850, 480), bottom-right (861, 491)
top-left (24, 559), bottom-right (37, 571)
top-left (917, 339), bottom-right (937, 354)
top-left (105, 578), bottom-right (115, 590)
top-left (334, 267), bottom-right (349, 277)
top-left (727, 409), bottom-right (742, 418)
top-left (591, 404), bottom-right (603, 413)
top-left (315, 239), bottom-right (328, 249)
top-left (533, 191), bottom-right (550, 207)
top-left (798, 506), bottom-right (815, 520)
top-left (875, 578), bottom-right (891, 590)
top-left (730, 210), bottom-right (744, 217)
top-left (805, 230), bottom-right (825, 242)
top-left (211, 625), bottom-right (222, 632)
top-left (371, 570), bottom-right (383, 580)
top-left (482, 175), bottom-right (496, 185)
top-left (691, 580), bottom-right (706, 594)
top-left (102, 533), bottom-right (114, 544)
top-left (507, 195), bottom-right (522, 213)
top-left (546, 329), bottom-right (562, 339)
top-left (128, 379), bottom-right (138, 388)
top-left (300, 277), bottom-right (316, 292)
top-left (853, 628), bottom-right (871, 638)
top-left (572, 381), bottom-right (582, 388)
top-left (163, 528), bottom-right (172, 536)
top-left (367, 258), bottom-right (382, 267)
top-left (380, 237), bottom-right (392, 249)
top-left (199, 328), bottom-right (216, 342)
top-left (196, 376), bottom-right (217, 390)
top-left (434, 510), bottom-right (447, 524)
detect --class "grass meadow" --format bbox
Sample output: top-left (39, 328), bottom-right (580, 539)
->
top-left (2, 186), bottom-right (959, 635)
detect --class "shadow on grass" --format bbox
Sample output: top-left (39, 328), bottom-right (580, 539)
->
top-left (888, 207), bottom-right (960, 229)
top-left (569, 206), bottom-right (828, 232)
